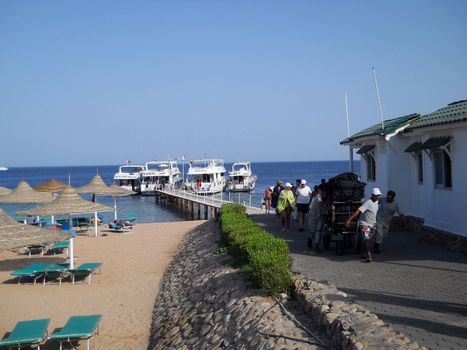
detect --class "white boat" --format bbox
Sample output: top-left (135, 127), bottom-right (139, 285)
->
top-left (185, 159), bottom-right (226, 194)
top-left (226, 162), bottom-right (257, 192)
top-left (0, 166), bottom-right (8, 171)
top-left (113, 163), bottom-right (146, 193)
top-left (140, 160), bottom-right (183, 194)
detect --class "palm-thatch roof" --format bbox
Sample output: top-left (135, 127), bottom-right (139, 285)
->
top-left (17, 187), bottom-right (116, 217)
top-left (76, 175), bottom-right (115, 196)
top-left (0, 186), bottom-right (11, 195)
top-left (0, 208), bottom-right (69, 252)
top-left (33, 179), bottom-right (70, 193)
top-left (0, 181), bottom-right (54, 203)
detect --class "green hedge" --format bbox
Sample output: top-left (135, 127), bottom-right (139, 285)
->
top-left (219, 204), bottom-right (292, 295)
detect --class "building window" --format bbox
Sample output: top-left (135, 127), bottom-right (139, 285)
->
top-left (434, 149), bottom-right (452, 188)
top-left (366, 153), bottom-right (376, 181)
top-left (417, 152), bottom-right (423, 184)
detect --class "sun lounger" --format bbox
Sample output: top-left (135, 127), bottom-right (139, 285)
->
top-left (48, 315), bottom-right (102, 350)
top-left (108, 223), bottom-right (133, 233)
top-left (25, 244), bottom-right (48, 257)
top-left (10, 263), bottom-right (50, 285)
top-left (50, 240), bottom-right (70, 255)
top-left (0, 318), bottom-right (50, 350)
top-left (41, 263), bottom-right (70, 285)
top-left (68, 263), bottom-right (102, 284)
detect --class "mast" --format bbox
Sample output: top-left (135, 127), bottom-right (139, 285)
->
top-left (372, 67), bottom-right (385, 131)
top-left (345, 93), bottom-right (354, 173)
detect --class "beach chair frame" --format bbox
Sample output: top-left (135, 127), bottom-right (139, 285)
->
top-left (69, 263), bottom-right (102, 285)
top-left (48, 315), bottom-right (102, 350)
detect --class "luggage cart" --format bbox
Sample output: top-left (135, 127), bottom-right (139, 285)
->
top-left (322, 201), bottom-right (361, 255)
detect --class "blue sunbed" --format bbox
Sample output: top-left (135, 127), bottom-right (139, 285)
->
top-left (0, 318), bottom-right (50, 349)
top-left (48, 315), bottom-right (102, 350)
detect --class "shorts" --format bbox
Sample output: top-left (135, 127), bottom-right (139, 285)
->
top-left (296, 203), bottom-right (309, 214)
top-left (360, 225), bottom-right (375, 241)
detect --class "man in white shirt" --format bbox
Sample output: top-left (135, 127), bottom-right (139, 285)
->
top-left (296, 179), bottom-right (313, 232)
top-left (375, 190), bottom-right (403, 253)
top-left (346, 187), bottom-right (381, 262)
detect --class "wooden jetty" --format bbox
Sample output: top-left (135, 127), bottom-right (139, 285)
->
top-left (155, 188), bottom-right (263, 219)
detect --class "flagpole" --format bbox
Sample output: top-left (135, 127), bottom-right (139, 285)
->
top-left (372, 67), bottom-right (385, 131)
top-left (345, 93), bottom-right (354, 173)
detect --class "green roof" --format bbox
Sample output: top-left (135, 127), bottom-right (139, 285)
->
top-left (405, 99), bottom-right (467, 131)
top-left (340, 113), bottom-right (420, 145)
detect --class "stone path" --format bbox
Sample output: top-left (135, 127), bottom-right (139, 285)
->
top-left (251, 213), bottom-right (467, 350)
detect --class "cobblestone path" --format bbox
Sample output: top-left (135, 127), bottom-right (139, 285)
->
top-left (251, 213), bottom-right (467, 350)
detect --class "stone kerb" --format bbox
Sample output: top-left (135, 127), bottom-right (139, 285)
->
top-left (294, 278), bottom-right (427, 350)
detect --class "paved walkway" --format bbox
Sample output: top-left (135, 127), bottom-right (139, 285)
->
top-left (251, 213), bottom-right (467, 350)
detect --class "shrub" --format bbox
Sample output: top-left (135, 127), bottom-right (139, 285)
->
top-left (219, 204), bottom-right (293, 295)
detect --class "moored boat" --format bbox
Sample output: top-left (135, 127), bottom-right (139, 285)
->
top-left (140, 160), bottom-right (182, 194)
top-left (113, 163), bottom-right (146, 193)
top-left (226, 162), bottom-right (257, 192)
top-left (185, 159), bottom-right (226, 194)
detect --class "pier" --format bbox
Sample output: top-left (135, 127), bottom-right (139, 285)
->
top-left (155, 188), bottom-right (264, 219)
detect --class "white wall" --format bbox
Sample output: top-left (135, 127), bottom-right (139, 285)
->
top-left (403, 123), bottom-right (467, 237)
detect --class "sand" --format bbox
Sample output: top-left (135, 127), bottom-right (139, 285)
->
top-left (0, 220), bottom-right (205, 349)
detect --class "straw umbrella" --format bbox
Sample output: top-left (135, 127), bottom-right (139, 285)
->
top-left (0, 186), bottom-right (11, 195)
top-left (33, 179), bottom-right (71, 224)
top-left (0, 181), bottom-right (54, 224)
top-left (0, 181), bottom-right (54, 203)
top-left (33, 179), bottom-right (70, 193)
top-left (0, 208), bottom-right (69, 253)
top-left (17, 187), bottom-right (115, 268)
top-left (77, 175), bottom-right (135, 221)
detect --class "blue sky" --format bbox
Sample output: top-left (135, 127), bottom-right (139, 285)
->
top-left (1, 0), bottom-right (466, 166)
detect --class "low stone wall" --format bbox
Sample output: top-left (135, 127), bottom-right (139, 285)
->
top-left (294, 278), bottom-right (428, 350)
top-left (392, 216), bottom-right (467, 254)
top-left (148, 220), bottom-right (326, 349)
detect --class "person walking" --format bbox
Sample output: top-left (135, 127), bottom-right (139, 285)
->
top-left (375, 190), bottom-right (403, 253)
top-left (295, 179), bottom-right (312, 232)
top-left (308, 185), bottom-right (322, 250)
top-left (345, 187), bottom-right (381, 262)
top-left (263, 186), bottom-right (273, 214)
top-left (277, 183), bottom-right (296, 232)
top-left (271, 180), bottom-right (284, 215)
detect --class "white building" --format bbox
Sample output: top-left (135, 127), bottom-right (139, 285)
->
top-left (341, 99), bottom-right (467, 237)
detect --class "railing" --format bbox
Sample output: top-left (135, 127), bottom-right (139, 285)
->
top-left (157, 188), bottom-right (262, 213)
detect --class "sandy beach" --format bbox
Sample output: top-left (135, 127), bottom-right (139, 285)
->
top-left (0, 220), bottom-right (204, 349)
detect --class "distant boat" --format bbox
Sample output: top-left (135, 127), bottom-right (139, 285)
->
top-left (0, 166), bottom-right (8, 171)
top-left (140, 160), bottom-right (183, 194)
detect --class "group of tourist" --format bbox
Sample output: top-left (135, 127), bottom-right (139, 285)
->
top-left (263, 179), bottom-right (403, 262)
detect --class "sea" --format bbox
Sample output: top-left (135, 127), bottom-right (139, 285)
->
top-left (0, 161), bottom-right (359, 223)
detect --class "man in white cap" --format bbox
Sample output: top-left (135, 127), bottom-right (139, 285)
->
top-left (345, 187), bottom-right (381, 262)
top-left (295, 179), bottom-right (313, 232)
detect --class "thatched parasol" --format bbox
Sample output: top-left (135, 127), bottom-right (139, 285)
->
top-left (17, 187), bottom-right (115, 217)
top-left (0, 186), bottom-right (11, 195)
top-left (77, 175), bottom-right (135, 220)
top-left (0, 208), bottom-right (69, 253)
top-left (0, 181), bottom-right (54, 203)
top-left (76, 175), bottom-right (116, 196)
top-left (33, 179), bottom-right (70, 193)
top-left (17, 187), bottom-right (116, 268)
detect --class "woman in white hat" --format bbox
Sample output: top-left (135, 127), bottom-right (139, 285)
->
top-left (277, 183), bottom-right (296, 232)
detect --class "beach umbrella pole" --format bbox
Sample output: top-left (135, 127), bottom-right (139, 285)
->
top-left (94, 212), bottom-right (98, 237)
top-left (114, 197), bottom-right (117, 221)
top-left (69, 237), bottom-right (74, 269)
